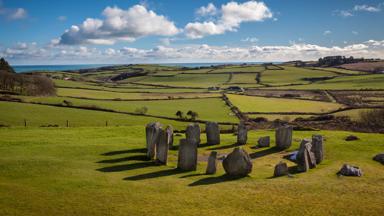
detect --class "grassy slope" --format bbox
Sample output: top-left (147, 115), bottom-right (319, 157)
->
top-left (138, 74), bottom-right (229, 88)
top-left (0, 127), bottom-right (383, 215)
top-left (227, 94), bottom-right (344, 113)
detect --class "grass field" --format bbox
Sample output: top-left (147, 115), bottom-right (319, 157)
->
top-left (0, 127), bottom-right (383, 215)
top-left (227, 94), bottom-right (344, 113)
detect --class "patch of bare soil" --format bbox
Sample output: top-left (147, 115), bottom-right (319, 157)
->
top-left (244, 89), bottom-right (330, 101)
top-left (329, 90), bottom-right (384, 106)
top-left (339, 61), bottom-right (384, 73)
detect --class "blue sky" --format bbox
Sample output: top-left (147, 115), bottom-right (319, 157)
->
top-left (1, 0), bottom-right (384, 64)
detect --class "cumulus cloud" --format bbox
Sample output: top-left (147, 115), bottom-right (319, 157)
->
top-left (58, 5), bottom-right (179, 45)
top-left (185, 1), bottom-right (273, 39)
top-left (196, 3), bottom-right (217, 17)
top-left (3, 40), bottom-right (384, 64)
top-left (0, 2), bottom-right (27, 20)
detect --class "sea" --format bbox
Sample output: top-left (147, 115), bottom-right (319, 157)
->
top-left (13, 62), bottom-right (276, 73)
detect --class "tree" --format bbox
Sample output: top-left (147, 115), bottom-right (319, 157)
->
top-left (175, 110), bottom-right (183, 119)
top-left (0, 58), bottom-right (15, 73)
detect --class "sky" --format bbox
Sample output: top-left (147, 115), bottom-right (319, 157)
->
top-left (1, 0), bottom-right (384, 65)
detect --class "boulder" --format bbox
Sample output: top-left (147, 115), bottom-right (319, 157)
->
top-left (275, 126), bottom-right (293, 150)
top-left (206, 122), bottom-right (220, 145)
top-left (345, 135), bottom-right (359, 141)
top-left (206, 151), bottom-right (218, 174)
top-left (222, 147), bottom-right (252, 176)
top-left (186, 123), bottom-right (201, 146)
top-left (312, 134), bottom-right (324, 164)
top-left (237, 121), bottom-right (248, 145)
top-left (145, 122), bottom-right (162, 159)
top-left (373, 153), bottom-right (384, 165)
top-left (177, 139), bottom-right (198, 171)
top-left (337, 164), bottom-right (363, 177)
top-left (155, 128), bottom-right (168, 165)
top-left (274, 162), bottom-right (288, 177)
top-left (258, 136), bottom-right (270, 147)
top-left (297, 139), bottom-right (316, 172)
top-left (166, 125), bottom-right (174, 149)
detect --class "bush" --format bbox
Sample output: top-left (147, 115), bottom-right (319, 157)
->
top-left (359, 109), bottom-right (384, 128)
top-left (135, 106), bottom-right (148, 115)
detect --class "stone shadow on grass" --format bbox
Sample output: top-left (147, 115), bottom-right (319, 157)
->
top-left (188, 174), bottom-right (246, 186)
top-left (97, 155), bottom-right (149, 164)
top-left (124, 168), bottom-right (187, 181)
top-left (207, 143), bottom-right (241, 150)
top-left (101, 148), bottom-right (147, 156)
top-left (97, 161), bottom-right (156, 172)
top-left (249, 147), bottom-right (282, 159)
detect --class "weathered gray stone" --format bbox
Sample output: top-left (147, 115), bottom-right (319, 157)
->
top-left (166, 125), bottom-right (174, 149)
top-left (206, 122), bottom-right (220, 145)
top-left (297, 139), bottom-right (316, 172)
top-left (274, 162), bottom-right (288, 177)
top-left (345, 135), bottom-right (359, 141)
top-left (222, 147), bottom-right (252, 176)
top-left (373, 153), bottom-right (384, 165)
top-left (258, 136), bottom-right (270, 147)
top-left (337, 164), bottom-right (363, 177)
top-left (206, 151), bottom-right (218, 174)
top-left (237, 121), bottom-right (247, 145)
top-left (145, 122), bottom-right (162, 159)
top-left (186, 123), bottom-right (201, 146)
top-left (177, 139), bottom-right (198, 171)
top-left (275, 126), bottom-right (293, 150)
top-left (312, 134), bottom-right (324, 164)
top-left (155, 128), bottom-right (168, 165)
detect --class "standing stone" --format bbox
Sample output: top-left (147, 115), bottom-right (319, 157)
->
top-left (166, 125), bottom-right (174, 149)
top-left (177, 139), bottom-right (198, 171)
top-left (206, 122), bottom-right (220, 145)
top-left (258, 136), bottom-right (270, 147)
top-left (275, 126), bottom-right (293, 150)
top-left (237, 121), bottom-right (248, 145)
top-left (312, 134), bottom-right (324, 164)
top-left (373, 153), bottom-right (384, 165)
top-left (222, 147), bottom-right (252, 176)
top-left (186, 123), bottom-right (201, 146)
top-left (156, 128), bottom-right (168, 165)
top-left (274, 162), bottom-right (288, 177)
top-left (337, 164), bottom-right (363, 177)
top-left (145, 122), bottom-right (162, 159)
top-left (206, 151), bottom-right (218, 174)
top-left (297, 139), bottom-right (316, 172)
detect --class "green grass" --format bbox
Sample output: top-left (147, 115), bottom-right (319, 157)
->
top-left (0, 127), bottom-right (383, 215)
top-left (229, 73), bottom-right (260, 84)
top-left (137, 74), bottom-right (229, 88)
top-left (272, 74), bottom-right (384, 90)
top-left (247, 114), bottom-right (313, 121)
top-left (16, 97), bottom-right (238, 123)
top-left (56, 88), bottom-right (220, 99)
top-left (227, 94), bottom-right (344, 113)
top-left (261, 66), bottom-right (338, 86)
top-left (210, 66), bottom-right (265, 73)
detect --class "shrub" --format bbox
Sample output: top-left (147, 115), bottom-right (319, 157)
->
top-left (135, 106), bottom-right (148, 115)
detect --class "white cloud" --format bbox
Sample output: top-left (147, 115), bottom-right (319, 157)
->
top-left (196, 3), bottom-right (217, 17)
top-left (58, 5), bottom-right (180, 45)
top-left (323, 30), bottom-right (332, 36)
top-left (352, 31), bottom-right (359, 35)
top-left (338, 10), bottom-right (353, 17)
top-left (58, 16), bottom-right (67, 21)
top-left (3, 40), bottom-right (384, 64)
top-left (185, 1), bottom-right (273, 39)
top-left (353, 5), bottom-right (381, 12)
top-left (0, 2), bottom-right (28, 20)
top-left (241, 37), bottom-right (259, 43)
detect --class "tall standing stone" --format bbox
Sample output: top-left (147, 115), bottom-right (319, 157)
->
top-left (222, 147), bottom-right (252, 176)
top-left (156, 128), bottom-right (168, 165)
top-left (206, 151), bottom-right (218, 174)
top-left (166, 125), bottom-right (174, 149)
top-left (275, 126), bottom-right (293, 150)
top-left (312, 134), bottom-right (324, 164)
top-left (206, 122), bottom-right (220, 145)
top-left (186, 123), bottom-right (201, 146)
top-left (177, 139), bottom-right (198, 171)
top-left (237, 121), bottom-right (248, 145)
top-left (145, 122), bottom-right (162, 159)
top-left (297, 139), bottom-right (317, 172)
